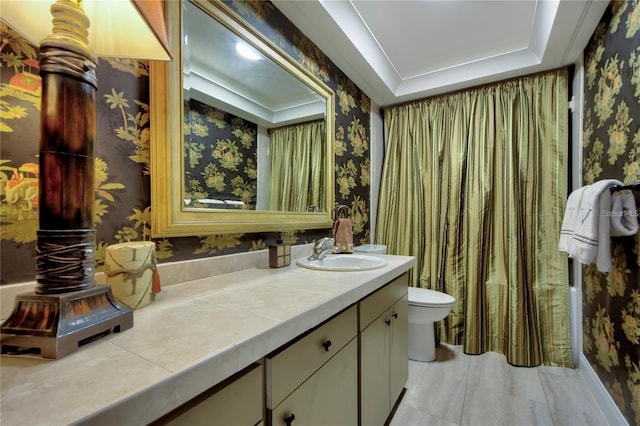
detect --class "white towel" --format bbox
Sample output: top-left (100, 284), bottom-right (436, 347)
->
top-left (558, 186), bottom-right (586, 252)
top-left (610, 189), bottom-right (639, 237)
top-left (568, 179), bottom-right (622, 272)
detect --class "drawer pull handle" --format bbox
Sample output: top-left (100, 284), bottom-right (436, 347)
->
top-left (323, 340), bottom-right (332, 351)
top-left (385, 319), bottom-right (391, 326)
top-left (392, 312), bottom-right (398, 319)
top-left (285, 413), bottom-right (296, 426)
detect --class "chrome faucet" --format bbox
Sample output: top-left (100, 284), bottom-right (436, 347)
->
top-left (308, 237), bottom-right (337, 260)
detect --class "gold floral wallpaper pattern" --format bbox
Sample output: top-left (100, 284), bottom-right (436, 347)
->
top-left (582, 1), bottom-right (640, 424)
top-left (184, 98), bottom-right (258, 208)
top-left (0, 1), bottom-right (371, 283)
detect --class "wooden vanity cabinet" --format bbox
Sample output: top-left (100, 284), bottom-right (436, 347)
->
top-left (153, 272), bottom-right (409, 426)
top-left (359, 273), bottom-right (409, 426)
top-left (265, 305), bottom-right (358, 426)
top-left (155, 362), bottom-right (263, 426)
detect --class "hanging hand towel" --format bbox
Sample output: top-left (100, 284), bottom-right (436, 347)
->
top-left (558, 186), bottom-right (587, 252)
top-left (568, 179), bottom-right (622, 272)
top-left (333, 218), bottom-right (354, 254)
top-left (610, 189), bottom-right (639, 237)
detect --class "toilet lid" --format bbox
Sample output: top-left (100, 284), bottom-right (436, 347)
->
top-left (408, 287), bottom-right (455, 307)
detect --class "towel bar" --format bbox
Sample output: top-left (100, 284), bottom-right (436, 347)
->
top-left (610, 182), bottom-right (640, 193)
top-left (334, 204), bottom-right (350, 220)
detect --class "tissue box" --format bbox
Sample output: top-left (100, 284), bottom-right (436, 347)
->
top-left (269, 241), bottom-right (291, 268)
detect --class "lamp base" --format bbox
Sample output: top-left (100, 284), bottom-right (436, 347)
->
top-left (0, 285), bottom-right (133, 359)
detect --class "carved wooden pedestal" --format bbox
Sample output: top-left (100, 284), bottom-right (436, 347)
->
top-left (1, 286), bottom-right (133, 359)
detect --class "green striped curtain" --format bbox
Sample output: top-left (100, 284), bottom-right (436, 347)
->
top-left (377, 69), bottom-right (573, 367)
top-left (268, 121), bottom-right (325, 211)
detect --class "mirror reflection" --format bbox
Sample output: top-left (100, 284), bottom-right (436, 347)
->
top-left (182, 1), bottom-right (327, 212)
top-left (150, 0), bottom-right (335, 237)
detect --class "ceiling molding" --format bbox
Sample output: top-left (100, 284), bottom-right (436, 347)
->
top-left (273, 0), bottom-right (609, 106)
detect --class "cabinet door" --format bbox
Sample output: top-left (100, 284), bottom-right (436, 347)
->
top-left (360, 311), bottom-right (391, 426)
top-left (270, 339), bottom-right (358, 426)
top-left (389, 293), bottom-right (408, 407)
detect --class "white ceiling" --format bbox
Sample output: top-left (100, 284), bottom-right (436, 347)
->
top-left (272, 0), bottom-right (610, 106)
top-left (185, 1), bottom-right (325, 127)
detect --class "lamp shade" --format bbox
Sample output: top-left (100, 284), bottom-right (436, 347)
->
top-left (1, 0), bottom-right (172, 60)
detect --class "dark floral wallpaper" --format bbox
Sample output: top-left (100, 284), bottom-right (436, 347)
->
top-left (582, 1), bottom-right (640, 424)
top-left (0, 0), bottom-right (371, 283)
top-left (184, 98), bottom-right (258, 208)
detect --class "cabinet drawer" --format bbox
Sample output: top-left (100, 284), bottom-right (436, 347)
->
top-left (359, 273), bottom-right (408, 331)
top-left (266, 305), bottom-right (357, 409)
top-left (158, 363), bottom-right (263, 426)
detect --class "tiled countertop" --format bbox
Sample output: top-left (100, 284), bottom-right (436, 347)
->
top-left (0, 254), bottom-right (415, 426)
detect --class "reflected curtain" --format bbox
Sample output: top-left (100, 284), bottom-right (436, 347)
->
top-left (376, 69), bottom-right (573, 367)
top-left (268, 121), bottom-right (325, 211)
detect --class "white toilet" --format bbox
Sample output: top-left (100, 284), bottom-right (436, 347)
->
top-left (408, 287), bottom-right (455, 362)
top-left (353, 244), bottom-right (455, 362)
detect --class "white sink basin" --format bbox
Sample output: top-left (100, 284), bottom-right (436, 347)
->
top-left (296, 254), bottom-right (386, 271)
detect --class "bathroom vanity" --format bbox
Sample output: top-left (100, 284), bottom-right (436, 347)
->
top-left (0, 252), bottom-right (414, 425)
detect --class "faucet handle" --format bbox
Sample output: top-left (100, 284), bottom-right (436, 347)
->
top-left (314, 237), bottom-right (334, 249)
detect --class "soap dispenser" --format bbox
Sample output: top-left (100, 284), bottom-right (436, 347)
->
top-left (269, 238), bottom-right (291, 268)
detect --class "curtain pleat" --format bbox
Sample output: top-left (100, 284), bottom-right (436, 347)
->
top-left (376, 69), bottom-right (573, 367)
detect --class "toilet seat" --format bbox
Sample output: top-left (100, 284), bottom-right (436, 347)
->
top-left (408, 287), bottom-right (455, 307)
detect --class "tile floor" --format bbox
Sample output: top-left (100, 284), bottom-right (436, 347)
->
top-left (389, 343), bottom-right (609, 426)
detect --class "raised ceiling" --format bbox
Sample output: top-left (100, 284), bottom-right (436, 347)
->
top-left (273, 0), bottom-right (610, 106)
top-left (185, 1), bottom-right (325, 128)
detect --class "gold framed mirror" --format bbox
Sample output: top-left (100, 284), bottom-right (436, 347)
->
top-left (150, 0), bottom-right (335, 237)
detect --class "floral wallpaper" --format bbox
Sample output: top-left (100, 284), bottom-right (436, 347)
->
top-left (582, 1), bottom-right (640, 424)
top-left (0, 0), bottom-right (371, 284)
top-left (184, 98), bottom-right (258, 208)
